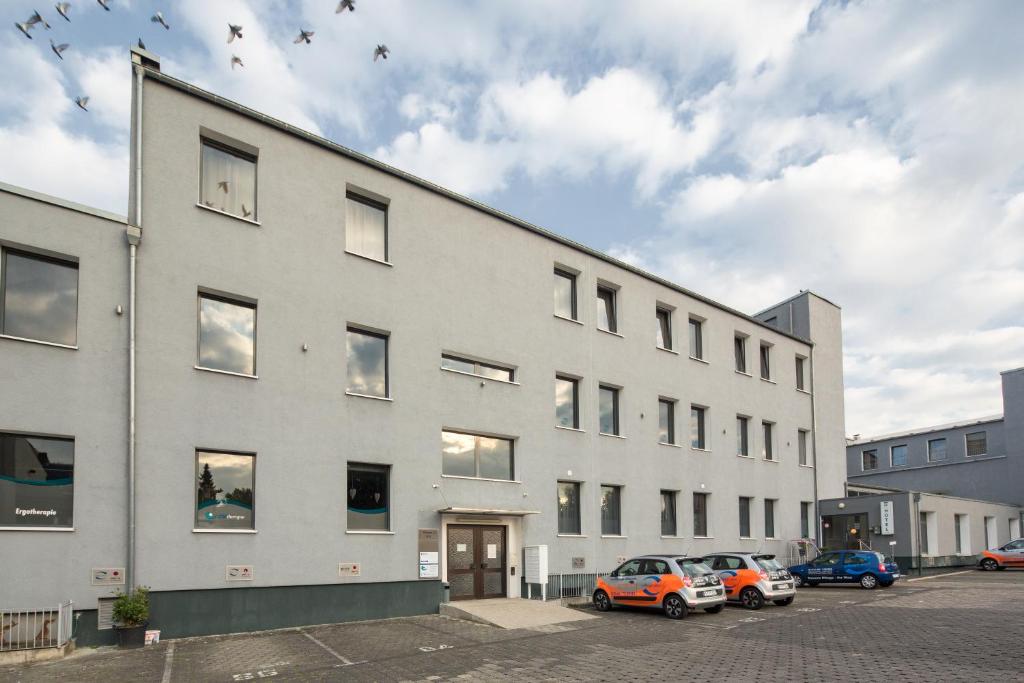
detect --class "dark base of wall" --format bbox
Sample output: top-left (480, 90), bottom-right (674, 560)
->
top-left (72, 610), bottom-right (118, 648)
top-left (894, 554), bottom-right (980, 571)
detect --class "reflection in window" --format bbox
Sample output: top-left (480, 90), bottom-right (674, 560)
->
top-left (739, 496), bottom-right (751, 537)
top-left (1, 249), bottom-right (78, 346)
top-left (601, 485), bottom-right (621, 535)
top-left (691, 406), bottom-right (706, 449)
top-left (760, 343), bottom-right (772, 380)
top-left (798, 429), bottom-right (810, 465)
top-left (734, 335), bottom-right (747, 372)
top-left (558, 481), bottom-right (581, 534)
top-left (862, 449), bottom-right (878, 471)
top-left (796, 356), bottom-right (806, 390)
top-left (195, 450), bottom-right (254, 530)
top-left (596, 286), bottom-right (617, 333)
top-left (891, 444), bottom-right (908, 467)
top-left (693, 492), bottom-right (709, 536)
top-left (801, 501), bottom-right (812, 539)
top-left (765, 498), bottom-right (776, 538)
top-left (347, 327), bottom-right (389, 397)
top-left (347, 463), bottom-right (389, 531)
top-left (441, 354), bottom-right (513, 382)
top-left (441, 430), bottom-right (513, 480)
top-left (198, 293), bottom-right (256, 375)
top-left (927, 438), bottom-right (947, 462)
top-left (762, 421), bottom-right (775, 460)
top-left (346, 193), bottom-right (388, 262)
top-left (555, 375), bottom-right (579, 429)
top-left (656, 307), bottom-right (672, 349)
top-left (736, 416), bottom-right (750, 456)
top-left (661, 490), bottom-right (677, 536)
top-left (599, 385), bottom-right (619, 435)
top-left (658, 399), bottom-right (675, 445)
top-left (689, 318), bottom-right (703, 359)
top-left (200, 141), bottom-right (256, 220)
top-left (0, 433), bottom-right (74, 528)
top-left (553, 268), bottom-right (577, 319)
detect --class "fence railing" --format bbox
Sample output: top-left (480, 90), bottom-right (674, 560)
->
top-left (0, 601), bottom-right (73, 652)
top-left (525, 573), bottom-right (609, 601)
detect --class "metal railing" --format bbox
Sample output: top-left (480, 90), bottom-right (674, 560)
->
top-left (525, 573), bottom-right (609, 601)
top-left (0, 601), bottom-right (73, 652)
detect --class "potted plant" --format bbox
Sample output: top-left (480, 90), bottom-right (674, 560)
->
top-left (112, 586), bottom-right (150, 648)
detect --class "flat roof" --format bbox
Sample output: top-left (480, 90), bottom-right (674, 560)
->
top-left (0, 181), bottom-right (127, 225)
top-left (847, 414), bottom-right (1003, 446)
top-left (139, 63), bottom-right (815, 346)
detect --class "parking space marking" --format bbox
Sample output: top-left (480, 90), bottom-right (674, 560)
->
top-left (300, 630), bottom-right (366, 667)
top-left (160, 641), bottom-right (175, 683)
top-left (906, 570), bottom-right (973, 582)
top-left (417, 644), bottom-right (454, 652)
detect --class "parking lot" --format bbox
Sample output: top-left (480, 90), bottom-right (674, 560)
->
top-left (3, 571), bottom-right (1022, 682)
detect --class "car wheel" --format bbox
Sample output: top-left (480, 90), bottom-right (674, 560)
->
top-left (860, 574), bottom-right (879, 589)
top-left (740, 587), bottom-right (765, 610)
top-left (980, 558), bottom-right (999, 571)
top-left (663, 594), bottom-right (688, 620)
top-left (793, 574), bottom-right (805, 588)
top-left (773, 597), bottom-right (794, 606)
top-left (593, 590), bottom-right (612, 612)
top-left (703, 604), bottom-right (724, 614)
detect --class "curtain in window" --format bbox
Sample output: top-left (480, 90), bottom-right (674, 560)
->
top-left (601, 486), bottom-right (621, 535)
top-left (558, 482), bottom-right (580, 534)
top-left (201, 143), bottom-right (256, 219)
top-left (346, 197), bottom-right (387, 261)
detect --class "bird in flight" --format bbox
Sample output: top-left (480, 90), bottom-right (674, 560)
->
top-left (55, 3), bottom-right (71, 21)
top-left (241, 204), bottom-right (252, 218)
top-left (294, 28), bottom-right (314, 44)
top-left (26, 10), bottom-right (51, 30)
top-left (137, 37), bottom-right (146, 49)
top-left (14, 22), bottom-right (33, 39)
top-left (50, 39), bottom-right (69, 60)
top-left (217, 180), bottom-right (230, 194)
top-left (96, 0), bottom-right (110, 11)
top-left (231, 55), bottom-right (244, 70)
top-left (74, 96), bottom-right (89, 111)
top-left (228, 23), bottom-right (243, 43)
top-left (336, 0), bottom-right (355, 12)
top-left (374, 44), bottom-right (389, 62)
top-left (151, 11), bottom-right (169, 30)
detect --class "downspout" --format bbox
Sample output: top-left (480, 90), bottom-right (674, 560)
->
top-left (126, 61), bottom-right (144, 590)
top-left (808, 344), bottom-right (821, 546)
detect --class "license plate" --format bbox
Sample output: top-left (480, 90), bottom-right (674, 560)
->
top-left (774, 583), bottom-right (791, 591)
top-left (699, 590), bottom-right (717, 597)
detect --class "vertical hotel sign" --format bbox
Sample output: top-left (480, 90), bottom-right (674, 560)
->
top-left (880, 500), bottom-right (894, 535)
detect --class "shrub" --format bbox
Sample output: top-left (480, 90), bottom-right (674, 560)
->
top-left (112, 586), bottom-right (150, 628)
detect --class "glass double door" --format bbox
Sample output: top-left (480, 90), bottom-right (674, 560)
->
top-left (447, 525), bottom-right (506, 600)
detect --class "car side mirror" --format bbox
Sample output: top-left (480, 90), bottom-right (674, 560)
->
top-left (609, 571), bottom-right (618, 578)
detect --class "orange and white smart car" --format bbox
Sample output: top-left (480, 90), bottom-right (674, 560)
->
top-left (979, 539), bottom-right (1024, 570)
top-left (593, 555), bottom-right (726, 619)
top-left (704, 552), bottom-right (796, 609)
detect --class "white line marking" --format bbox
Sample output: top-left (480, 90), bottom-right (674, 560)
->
top-left (161, 641), bottom-right (175, 683)
top-left (301, 630), bottom-right (364, 667)
top-left (905, 570), bottom-right (974, 582)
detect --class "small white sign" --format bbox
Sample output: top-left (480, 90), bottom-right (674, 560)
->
top-left (880, 500), bottom-right (895, 535)
top-left (486, 543), bottom-right (497, 559)
top-left (226, 565), bottom-right (254, 581)
top-left (456, 543), bottom-right (467, 552)
top-left (91, 567), bottom-right (126, 586)
top-left (419, 563), bottom-right (439, 578)
top-left (419, 552), bottom-right (439, 564)
top-left (339, 562), bottom-right (361, 577)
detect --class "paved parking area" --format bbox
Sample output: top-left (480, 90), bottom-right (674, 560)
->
top-left (3, 571), bottom-right (1022, 682)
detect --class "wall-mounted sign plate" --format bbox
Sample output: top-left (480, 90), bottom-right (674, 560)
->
top-left (572, 557), bottom-right (585, 569)
top-left (226, 565), bottom-right (254, 581)
top-left (91, 567), bottom-right (126, 586)
top-left (339, 562), bottom-right (361, 577)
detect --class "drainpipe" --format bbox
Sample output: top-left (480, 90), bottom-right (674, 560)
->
top-left (808, 344), bottom-right (821, 546)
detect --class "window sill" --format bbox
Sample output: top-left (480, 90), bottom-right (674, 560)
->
top-left (796, 388), bottom-right (812, 395)
top-left (0, 334), bottom-right (78, 350)
top-left (600, 535), bottom-right (627, 539)
top-left (690, 447), bottom-right (711, 453)
top-left (196, 202), bottom-right (261, 226)
top-left (659, 442), bottom-right (682, 449)
top-left (656, 346), bottom-right (678, 355)
top-left (597, 328), bottom-right (623, 338)
top-left (660, 535), bottom-right (684, 539)
top-left (345, 391), bottom-right (393, 402)
top-left (0, 526), bottom-right (74, 532)
top-left (554, 314), bottom-right (584, 326)
top-left (345, 530), bottom-right (395, 535)
top-left (195, 365), bottom-right (258, 380)
top-left (440, 367), bottom-right (520, 386)
top-left (555, 425), bottom-right (585, 433)
top-left (599, 432), bottom-right (627, 440)
top-left (739, 537), bottom-right (757, 541)
top-left (735, 370), bottom-right (751, 377)
top-left (344, 250), bottom-right (393, 267)
top-left (689, 356), bottom-right (709, 365)
top-left (441, 474), bottom-right (521, 484)
top-left (765, 537), bottom-right (783, 541)
top-left (737, 454), bottom-right (754, 459)
top-left (692, 535), bottom-right (714, 539)
top-left (192, 529), bottom-right (257, 534)
top-left (799, 464), bottom-right (815, 469)
top-left (763, 458), bottom-right (779, 463)
top-left (557, 534), bottom-right (587, 538)
top-left (760, 377), bottom-right (777, 384)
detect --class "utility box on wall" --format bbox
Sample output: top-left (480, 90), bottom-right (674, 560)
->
top-left (523, 545), bottom-right (549, 600)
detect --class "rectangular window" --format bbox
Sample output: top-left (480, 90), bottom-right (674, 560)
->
top-left (693, 492), bottom-right (709, 536)
top-left (557, 481), bottom-right (581, 535)
top-left (347, 327), bottom-right (389, 397)
top-left (658, 399), bottom-right (676, 445)
top-left (596, 285), bottom-right (617, 333)
top-left (345, 192), bottom-right (388, 262)
top-left (195, 450), bottom-right (254, 530)
top-left (919, 512), bottom-right (929, 554)
top-left (891, 444), bottom-right (908, 467)
top-left (765, 499), bottom-right (776, 538)
top-left (739, 496), bottom-right (752, 537)
top-left (954, 514), bottom-right (966, 554)
top-left (198, 292), bottom-right (256, 375)
top-left (862, 449), bottom-right (878, 471)
top-left (736, 416), bottom-right (749, 456)
top-left (759, 343), bottom-right (772, 380)
top-left (555, 375), bottom-right (580, 429)
top-left (688, 318), bottom-right (703, 359)
top-left (661, 490), bottom-right (677, 536)
top-left (599, 385), bottom-right (620, 435)
top-left (734, 335), bottom-right (747, 373)
top-left (691, 406), bottom-right (706, 449)
top-left (441, 354), bottom-right (514, 382)
top-left (798, 429), bottom-right (810, 466)
top-left (200, 139), bottom-right (256, 220)
top-left (656, 307), bottom-right (673, 349)
top-left (965, 431), bottom-right (987, 456)
top-left (1, 249), bottom-right (79, 346)
top-left (0, 433), bottom-right (74, 528)
top-left (553, 268), bottom-right (577, 320)
top-left (801, 501), bottom-right (812, 539)
top-left (762, 421), bottom-right (775, 460)
top-left (600, 485), bottom-right (622, 535)
top-left (346, 463), bottom-right (389, 531)
top-left (927, 438), bottom-right (947, 462)
top-left (441, 430), bottom-right (514, 481)
top-left (795, 356), bottom-right (806, 391)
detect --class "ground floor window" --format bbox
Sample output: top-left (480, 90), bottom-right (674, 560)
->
top-left (195, 450), bottom-right (254, 530)
top-left (347, 463), bottom-right (390, 531)
top-left (661, 490), bottom-right (677, 536)
top-left (558, 481), bottom-right (581, 535)
top-left (601, 485), bottom-right (622, 535)
top-left (693, 492), bottom-right (709, 536)
top-left (0, 433), bottom-right (74, 528)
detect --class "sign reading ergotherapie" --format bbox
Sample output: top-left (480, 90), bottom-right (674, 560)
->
top-left (880, 500), bottom-right (894, 535)
top-left (0, 434), bottom-right (75, 528)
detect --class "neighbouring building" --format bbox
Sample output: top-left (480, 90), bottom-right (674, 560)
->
top-left (0, 47), bottom-right (846, 643)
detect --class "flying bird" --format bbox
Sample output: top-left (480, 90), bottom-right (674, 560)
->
top-left (151, 11), bottom-right (169, 30)
top-left (227, 23), bottom-right (242, 42)
top-left (293, 28), bottom-right (313, 44)
top-left (137, 37), bottom-right (145, 49)
top-left (96, 0), bottom-right (110, 10)
top-left (373, 44), bottom-right (389, 62)
top-left (336, 0), bottom-right (355, 12)
top-left (55, 3), bottom-right (71, 21)
top-left (231, 55), bottom-right (243, 70)
top-left (241, 204), bottom-right (252, 218)
top-left (26, 10), bottom-right (51, 29)
top-left (74, 96), bottom-right (89, 111)
top-left (14, 22), bottom-right (33, 39)
top-left (50, 39), bottom-right (69, 60)
top-left (217, 180), bottom-right (229, 194)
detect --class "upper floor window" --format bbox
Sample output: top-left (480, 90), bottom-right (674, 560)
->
top-left (442, 430), bottom-right (514, 480)
top-left (862, 449), bottom-right (878, 471)
top-left (599, 385), bottom-right (620, 436)
top-left (345, 193), bottom-right (388, 262)
top-left (0, 432), bottom-right (74, 528)
top-left (965, 431), bottom-right (987, 456)
top-left (734, 335), bottom-right (747, 373)
top-left (801, 501), bottom-right (812, 539)
top-left (656, 307), bottom-right (673, 350)
top-left (795, 356), bottom-right (806, 390)
top-left (555, 375), bottom-right (580, 429)
top-left (1, 248), bottom-right (78, 346)
top-left (347, 327), bottom-right (389, 398)
top-left (798, 429), bottom-right (810, 466)
top-left (553, 268), bottom-right (577, 320)
top-left (762, 421), bottom-right (775, 460)
top-left (927, 438), bottom-right (947, 462)
top-left (891, 444), bottom-right (908, 467)
top-left (658, 398), bottom-right (676, 445)
top-left (347, 463), bottom-right (390, 531)
top-left (198, 292), bottom-right (256, 376)
top-left (759, 342), bottom-right (772, 380)
top-left (736, 416), bottom-right (750, 456)
top-left (596, 285), bottom-right (617, 333)
top-left (195, 449), bottom-right (254, 530)
top-left (200, 139), bottom-right (256, 220)
top-left (441, 354), bottom-right (514, 382)
top-left (688, 317), bottom-right (704, 359)
top-left (691, 405), bottom-right (707, 449)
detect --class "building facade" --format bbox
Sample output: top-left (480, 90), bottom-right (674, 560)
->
top-left (1, 49), bottom-right (846, 642)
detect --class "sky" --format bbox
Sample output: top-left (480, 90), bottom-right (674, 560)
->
top-left (1, 0), bottom-right (1022, 437)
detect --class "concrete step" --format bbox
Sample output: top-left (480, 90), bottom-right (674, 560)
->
top-left (439, 598), bottom-right (598, 630)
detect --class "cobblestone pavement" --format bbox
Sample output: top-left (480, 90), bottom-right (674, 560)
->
top-left (4, 571), bottom-right (1022, 682)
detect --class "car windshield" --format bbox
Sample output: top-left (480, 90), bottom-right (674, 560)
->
top-left (675, 559), bottom-right (713, 577)
top-left (755, 556), bottom-right (785, 571)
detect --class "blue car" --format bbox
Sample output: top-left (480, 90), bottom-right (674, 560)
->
top-left (788, 550), bottom-right (901, 589)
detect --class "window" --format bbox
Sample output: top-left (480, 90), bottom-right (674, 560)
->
top-left (557, 481), bottom-right (581, 534)
top-left (919, 511), bottom-right (930, 554)
top-left (614, 559), bottom-right (642, 576)
top-left (965, 431), bottom-right (987, 456)
top-left (661, 490), bottom-right (677, 536)
top-left (762, 421), bottom-right (775, 460)
top-left (596, 285), bottom-right (617, 333)
top-left (759, 343), bottom-right (771, 380)
top-left (346, 327), bottom-right (389, 397)
top-left (891, 444), bottom-right (908, 467)
top-left (658, 399), bottom-right (676, 445)
top-left (764, 499), bottom-right (776, 538)
top-left (198, 292), bottom-right (256, 375)
top-left (555, 375), bottom-right (580, 429)
top-left (601, 485), bottom-right (622, 535)
top-left (599, 385), bottom-right (620, 435)
top-left (441, 431), bottom-right (513, 480)
top-left (795, 356), bottom-right (806, 390)
top-left (693, 492), bottom-right (709, 536)
top-left (798, 429), bottom-right (810, 466)
top-left (734, 335), bottom-right (747, 373)
top-left (738, 497), bottom-right (752, 537)
top-left (640, 558), bottom-right (671, 575)
top-left (710, 555), bottom-right (743, 571)
top-left (195, 450), bottom-right (254, 530)
top-left (954, 514), bottom-right (967, 554)
top-left (553, 268), bottom-right (577, 320)
top-left (927, 438), bottom-right (947, 462)
top-left (736, 416), bottom-right (749, 456)
top-left (691, 406), bottom-right (706, 449)
top-left (1, 249), bottom-right (78, 346)
top-left (345, 192), bottom-right (388, 262)
top-left (688, 318), bottom-right (704, 359)
top-left (0, 433), bottom-right (74, 528)
top-left (347, 463), bottom-right (389, 531)
top-left (441, 354), bottom-right (514, 382)
top-left (200, 139), bottom-right (256, 219)
top-left (801, 501), bottom-right (812, 539)
top-left (656, 307), bottom-right (673, 349)
top-left (862, 449), bottom-right (878, 471)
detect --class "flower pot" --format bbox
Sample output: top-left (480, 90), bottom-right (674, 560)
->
top-left (115, 624), bottom-right (148, 649)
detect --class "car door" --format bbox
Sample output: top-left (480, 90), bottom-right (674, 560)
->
top-left (635, 559), bottom-right (672, 605)
top-left (840, 552), bottom-right (869, 582)
top-left (1001, 539), bottom-right (1024, 566)
top-left (711, 555), bottom-right (745, 597)
top-left (807, 552), bottom-right (842, 582)
top-left (606, 559), bottom-right (641, 602)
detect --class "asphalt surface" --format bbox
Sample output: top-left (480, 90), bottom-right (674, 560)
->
top-left (3, 570), bottom-right (1022, 682)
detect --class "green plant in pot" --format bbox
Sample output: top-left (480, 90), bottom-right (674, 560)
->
top-left (112, 586), bottom-right (150, 648)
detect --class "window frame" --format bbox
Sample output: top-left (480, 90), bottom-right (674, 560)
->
top-left (795, 355), bottom-right (806, 391)
top-left (734, 334), bottom-right (747, 373)
top-left (346, 325), bottom-right (390, 399)
top-left (761, 421), bottom-right (775, 461)
top-left (441, 353), bottom-right (515, 383)
top-left (346, 462), bottom-right (391, 532)
top-left (344, 191), bottom-right (389, 263)
top-left (557, 481), bottom-right (582, 535)
top-left (555, 374), bottom-right (581, 430)
top-left (691, 405), bottom-right (707, 449)
top-left (693, 492), bottom-right (709, 537)
top-left (688, 317), bottom-right (704, 360)
top-left (738, 496), bottom-right (752, 538)
top-left (927, 438), bottom-right (947, 463)
top-left (0, 432), bottom-right (75, 530)
top-left (194, 448), bottom-right (256, 532)
top-left (553, 267), bottom-right (578, 321)
top-left (595, 284), bottom-right (618, 334)
top-left (861, 449), bottom-right (878, 471)
top-left (798, 429), bottom-right (810, 466)
top-left (440, 430), bottom-right (516, 481)
top-left (0, 247), bottom-right (80, 348)
top-left (890, 444), bottom-right (908, 467)
top-left (196, 290), bottom-right (258, 377)
top-left (736, 415), bottom-right (750, 457)
top-left (198, 137), bottom-right (258, 222)
top-left (658, 398), bottom-right (676, 445)
top-left (801, 501), bottom-right (812, 539)
top-left (656, 306), bottom-right (673, 350)
top-left (764, 498), bottom-right (777, 538)
top-left (598, 384), bottom-right (621, 436)
top-left (965, 431), bottom-right (987, 457)
top-left (759, 342), bottom-right (772, 380)
top-left (660, 490), bottom-right (678, 536)
top-left (600, 484), bottom-right (623, 536)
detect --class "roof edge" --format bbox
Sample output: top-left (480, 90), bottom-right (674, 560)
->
top-left (0, 180), bottom-right (128, 225)
top-left (847, 414), bottom-right (1004, 446)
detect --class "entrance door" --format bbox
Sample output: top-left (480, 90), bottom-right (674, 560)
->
top-left (447, 525), bottom-right (506, 600)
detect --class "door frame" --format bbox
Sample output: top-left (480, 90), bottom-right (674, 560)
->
top-left (440, 515), bottom-right (523, 600)
top-left (446, 524), bottom-right (508, 600)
